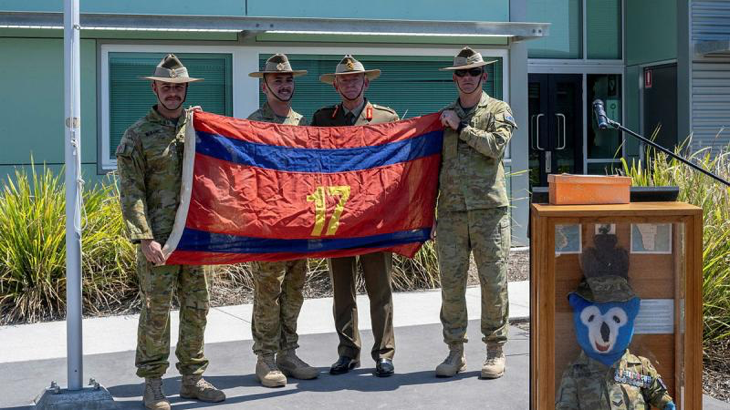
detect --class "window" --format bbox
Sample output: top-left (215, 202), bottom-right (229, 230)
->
top-left (587, 0), bottom-right (622, 59)
top-left (587, 74), bottom-right (622, 160)
top-left (103, 52), bottom-right (233, 168)
top-left (256, 54), bottom-right (504, 120)
top-left (527, 0), bottom-right (582, 59)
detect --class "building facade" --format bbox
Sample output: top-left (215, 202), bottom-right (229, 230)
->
top-left (0, 0), bottom-right (726, 245)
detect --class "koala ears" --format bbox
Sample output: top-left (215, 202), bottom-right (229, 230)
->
top-left (568, 293), bottom-right (589, 310)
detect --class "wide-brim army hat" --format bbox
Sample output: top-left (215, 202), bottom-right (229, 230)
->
top-left (320, 55), bottom-right (381, 84)
top-left (249, 53), bottom-right (307, 78)
top-left (571, 275), bottom-right (637, 304)
top-left (141, 54), bottom-right (203, 83)
top-left (440, 46), bottom-right (498, 71)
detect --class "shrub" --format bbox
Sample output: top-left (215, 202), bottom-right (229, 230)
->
top-left (0, 166), bottom-right (136, 324)
top-left (621, 142), bottom-right (730, 343)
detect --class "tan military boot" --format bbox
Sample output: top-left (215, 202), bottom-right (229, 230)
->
top-left (276, 350), bottom-right (319, 380)
top-left (481, 344), bottom-right (506, 379)
top-left (180, 375), bottom-right (226, 403)
top-left (435, 344), bottom-right (467, 377)
top-left (256, 354), bottom-right (287, 387)
top-left (143, 377), bottom-right (170, 410)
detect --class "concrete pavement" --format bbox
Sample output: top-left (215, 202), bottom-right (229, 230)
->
top-left (0, 280), bottom-right (727, 409)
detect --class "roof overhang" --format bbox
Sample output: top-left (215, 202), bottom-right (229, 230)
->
top-left (0, 11), bottom-right (549, 42)
top-left (695, 39), bottom-right (730, 56)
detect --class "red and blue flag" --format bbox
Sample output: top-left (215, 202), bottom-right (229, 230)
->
top-left (162, 111), bottom-right (443, 265)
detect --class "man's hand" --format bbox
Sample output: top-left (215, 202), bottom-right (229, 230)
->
top-left (440, 110), bottom-right (461, 130)
top-left (141, 239), bottom-right (166, 265)
top-left (188, 105), bottom-right (203, 112)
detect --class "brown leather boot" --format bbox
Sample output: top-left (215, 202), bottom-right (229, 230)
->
top-left (481, 344), bottom-right (506, 379)
top-left (180, 375), bottom-right (226, 403)
top-left (276, 350), bottom-right (319, 380)
top-left (143, 377), bottom-right (170, 410)
top-left (435, 344), bottom-right (467, 377)
top-left (256, 354), bottom-right (287, 387)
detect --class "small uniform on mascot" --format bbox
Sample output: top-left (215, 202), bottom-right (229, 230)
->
top-left (555, 231), bottom-right (676, 410)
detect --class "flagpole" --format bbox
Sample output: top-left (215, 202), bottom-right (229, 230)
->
top-left (64, 0), bottom-right (83, 391)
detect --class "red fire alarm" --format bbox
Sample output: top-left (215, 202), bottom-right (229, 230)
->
top-left (645, 69), bottom-right (653, 89)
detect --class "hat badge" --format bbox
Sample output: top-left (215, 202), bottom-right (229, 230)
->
top-left (169, 69), bottom-right (178, 78)
top-left (346, 61), bottom-right (355, 70)
top-left (276, 62), bottom-right (286, 71)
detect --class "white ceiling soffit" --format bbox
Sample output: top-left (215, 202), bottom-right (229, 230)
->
top-left (0, 11), bottom-right (549, 42)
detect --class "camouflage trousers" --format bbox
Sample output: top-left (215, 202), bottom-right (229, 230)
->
top-left (436, 207), bottom-right (510, 346)
top-left (135, 249), bottom-right (210, 378)
top-left (251, 259), bottom-right (308, 356)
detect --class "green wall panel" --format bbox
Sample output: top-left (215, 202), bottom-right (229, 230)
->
top-left (587, 0), bottom-right (621, 59)
top-left (626, 0), bottom-right (677, 66)
top-left (247, 0), bottom-right (508, 21)
top-left (0, 38), bottom-right (97, 166)
top-left (527, 0), bottom-right (582, 59)
top-left (0, 0), bottom-right (245, 16)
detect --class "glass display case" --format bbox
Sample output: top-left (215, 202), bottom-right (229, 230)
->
top-left (530, 202), bottom-right (703, 409)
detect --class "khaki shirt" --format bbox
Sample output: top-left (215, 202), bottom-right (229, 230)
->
top-left (556, 350), bottom-right (674, 410)
top-left (248, 102), bottom-right (308, 126)
top-left (311, 99), bottom-right (399, 126)
top-left (437, 91), bottom-right (516, 212)
top-left (116, 107), bottom-right (186, 244)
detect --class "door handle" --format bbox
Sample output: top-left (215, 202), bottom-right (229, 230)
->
top-left (555, 113), bottom-right (566, 150)
top-left (530, 115), bottom-right (536, 150)
top-left (535, 113), bottom-right (545, 151)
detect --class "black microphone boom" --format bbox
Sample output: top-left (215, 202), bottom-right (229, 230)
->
top-left (592, 99), bottom-right (730, 188)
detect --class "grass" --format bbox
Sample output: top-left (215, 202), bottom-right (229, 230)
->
top-left (0, 165), bottom-right (137, 324)
top-left (621, 140), bottom-right (730, 342)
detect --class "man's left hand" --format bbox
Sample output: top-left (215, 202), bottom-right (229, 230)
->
top-left (440, 110), bottom-right (461, 130)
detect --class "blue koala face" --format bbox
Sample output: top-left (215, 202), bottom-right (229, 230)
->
top-left (569, 293), bottom-right (641, 366)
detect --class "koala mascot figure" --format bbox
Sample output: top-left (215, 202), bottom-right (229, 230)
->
top-left (555, 232), bottom-right (676, 410)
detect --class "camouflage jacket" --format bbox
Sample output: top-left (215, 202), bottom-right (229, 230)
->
top-left (438, 91), bottom-right (516, 212)
top-left (248, 102), bottom-right (308, 125)
top-left (116, 106), bottom-right (186, 244)
top-left (310, 99), bottom-right (399, 126)
top-left (556, 350), bottom-right (674, 410)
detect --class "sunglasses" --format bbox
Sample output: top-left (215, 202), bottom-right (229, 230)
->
top-left (454, 68), bottom-right (484, 78)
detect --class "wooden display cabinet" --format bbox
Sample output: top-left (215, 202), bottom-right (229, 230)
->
top-left (530, 202), bottom-right (703, 409)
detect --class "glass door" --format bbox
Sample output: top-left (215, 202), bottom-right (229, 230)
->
top-left (529, 74), bottom-right (584, 188)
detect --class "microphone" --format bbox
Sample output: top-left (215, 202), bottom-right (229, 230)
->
top-left (592, 99), bottom-right (610, 130)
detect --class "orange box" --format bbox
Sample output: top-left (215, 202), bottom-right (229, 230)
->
top-left (548, 174), bottom-right (631, 205)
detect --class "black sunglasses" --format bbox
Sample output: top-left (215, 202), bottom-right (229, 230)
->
top-left (454, 68), bottom-right (484, 78)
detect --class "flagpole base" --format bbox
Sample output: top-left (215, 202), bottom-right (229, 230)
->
top-left (33, 380), bottom-right (117, 410)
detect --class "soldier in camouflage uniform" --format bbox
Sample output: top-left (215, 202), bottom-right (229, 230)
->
top-left (556, 236), bottom-right (675, 410)
top-left (311, 55), bottom-right (399, 378)
top-left (246, 54), bottom-right (318, 388)
top-left (556, 349), bottom-right (675, 409)
top-left (116, 54), bottom-right (225, 410)
top-left (434, 47), bottom-right (517, 379)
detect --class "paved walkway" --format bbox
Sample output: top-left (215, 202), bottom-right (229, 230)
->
top-left (0, 281), bottom-right (727, 409)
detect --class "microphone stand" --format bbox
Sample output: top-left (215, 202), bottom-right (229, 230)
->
top-left (599, 118), bottom-right (730, 188)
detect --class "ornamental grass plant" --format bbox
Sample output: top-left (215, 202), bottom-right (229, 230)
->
top-left (0, 165), bottom-right (136, 325)
top-left (621, 141), bottom-right (730, 343)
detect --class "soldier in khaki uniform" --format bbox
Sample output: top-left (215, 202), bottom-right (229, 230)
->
top-left (116, 55), bottom-right (225, 410)
top-left (434, 47), bottom-right (517, 379)
top-left (246, 54), bottom-right (318, 388)
top-left (311, 55), bottom-right (399, 378)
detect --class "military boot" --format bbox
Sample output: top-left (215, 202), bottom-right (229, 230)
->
top-left (180, 375), bottom-right (226, 403)
top-left (435, 344), bottom-right (467, 377)
top-left (143, 377), bottom-right (170, 410)
top-left (481, 344), bottom-right (506, 379)
top-left (276, 350), bottom-right (319, 380)
top-left (256, 354), bottom-right (287, 387)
